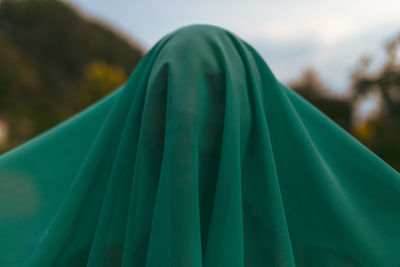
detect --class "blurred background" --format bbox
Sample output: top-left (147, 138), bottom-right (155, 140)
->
top-left (0, 0), bottom-right (399, 171)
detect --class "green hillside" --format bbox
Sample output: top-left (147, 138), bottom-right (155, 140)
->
top-left (0, 0), bottom-right (143, 152)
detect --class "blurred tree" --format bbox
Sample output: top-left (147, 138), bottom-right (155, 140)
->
top-left (289, 68), bottom-right (353, 131)
top-left (0, 30), bottom-right (42, 150)
top-left (351, 35), bottom-right (400, 171)
top-left (76, 61), bottom-right (127, 110)
top-left (0, 0), bottom-right (143, 153)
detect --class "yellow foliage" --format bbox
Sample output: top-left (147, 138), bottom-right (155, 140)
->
top-left (79, 61), bottom-right (127, 105)
top-left (354, 123), bottom-right (375, 139)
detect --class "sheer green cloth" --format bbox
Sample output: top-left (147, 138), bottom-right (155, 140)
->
top-left (1, 25), bottom-right (400, 267)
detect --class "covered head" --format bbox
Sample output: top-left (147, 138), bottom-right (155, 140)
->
top-left (1, 24), bottom-right (400, 266)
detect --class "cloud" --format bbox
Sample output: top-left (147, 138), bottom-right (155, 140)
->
top-left (241, 20), bottom-right (400, 93)
top-left (247, 35), bottom-right (321, 83)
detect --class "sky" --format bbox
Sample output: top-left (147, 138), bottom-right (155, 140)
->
top-left (68, 0), bottom-right (400, 94)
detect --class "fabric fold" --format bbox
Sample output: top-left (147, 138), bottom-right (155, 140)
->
top-left (1, 24), bottom-right (400, 267)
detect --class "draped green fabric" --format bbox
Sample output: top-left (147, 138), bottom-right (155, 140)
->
top-left (1, 24), bottom-right (400, 267)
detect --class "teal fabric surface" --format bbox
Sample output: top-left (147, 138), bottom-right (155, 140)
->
top-left (1, 25), bottom-right (400, 266)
